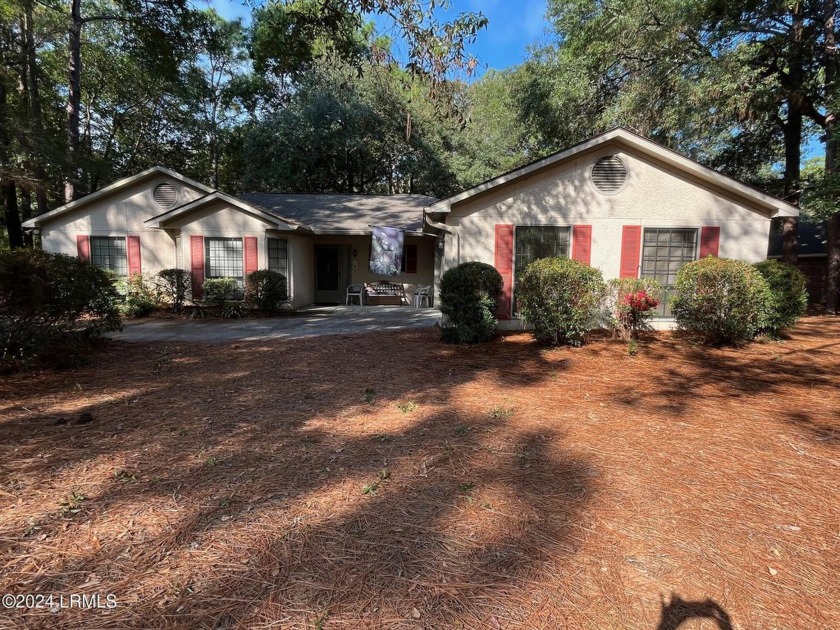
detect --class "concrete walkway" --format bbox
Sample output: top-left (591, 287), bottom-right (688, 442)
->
top-left (111, 306), bottom-right (442, 343)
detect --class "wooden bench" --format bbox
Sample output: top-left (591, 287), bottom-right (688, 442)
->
top-left (364, 282), bottom-right (406, 306)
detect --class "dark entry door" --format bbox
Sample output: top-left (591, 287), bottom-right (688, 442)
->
top-left (315, 246), bottom-right (342, 304)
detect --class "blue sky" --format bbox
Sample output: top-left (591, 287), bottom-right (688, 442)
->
top-left (204, 0), bottom-right (824, 162)
top-left (206, 0), bottom-right (549, 76)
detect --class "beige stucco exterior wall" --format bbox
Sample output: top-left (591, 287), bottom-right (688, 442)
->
top-left (439, 144), bottom-right (778, 329)
top-left (443, 145), bottom-right (774, 282)
top-left (35, 171), bottom-right (442, 311)
top-left (39, 175), bottom-right (207, 274)
top-left (170, 201), bottom-right (276, 270)
top-left (288, 233), bottom-right (314, 309)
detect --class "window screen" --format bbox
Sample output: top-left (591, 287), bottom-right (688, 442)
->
top-left (205, 238), bottom-right (243, 279)
top-left (513, 226), bottom-right (571, 313)
top-left (91, 237), bottom-right (127, 275)
top-left (640, 228), bottom-right (698, 317)
top-left (514, 226), bottom-right (571, 280)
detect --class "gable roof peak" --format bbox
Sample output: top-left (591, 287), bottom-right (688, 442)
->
top-left (427, 128), bottom-right (798, 218)
top-left (22, 166), bottom-right (214, 229)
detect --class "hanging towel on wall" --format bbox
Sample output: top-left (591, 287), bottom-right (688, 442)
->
top-left (370, 226), bottom-right (404, 276)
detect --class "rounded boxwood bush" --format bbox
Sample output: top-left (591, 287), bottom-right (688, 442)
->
top-left (753, 259), bottom-right (808, 337)
top-left (516, 257), bottom-right (606, 346)
top-left (245, 270), bottom-right (288, 312)
top-left (202, 277), bottom-right (239, 307)
top-left (671, 257), bottom-right (772, 345)
top-left (439, 262), bottom-right (503, 344)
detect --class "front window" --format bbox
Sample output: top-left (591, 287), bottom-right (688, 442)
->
top-left (205, 237), bottom-right (244, 297)
top-left (514, 226), bottom-right (571, 310)
top-left (515, 226), bottom-right (571, 278)
top-left (91, 236), bottom-right (127, 275)
top-left (640, 228), bottom-right (698, 317)
top-left (267, 237), bottom-right (289, 299)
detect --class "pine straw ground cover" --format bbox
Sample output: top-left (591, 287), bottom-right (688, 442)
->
top-left (0, 318), bottom-right (838, 630)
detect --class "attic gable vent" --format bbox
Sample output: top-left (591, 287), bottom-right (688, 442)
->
top-left (591, 156), bottom-right (627, 194)
top-left (153, 182), bottom-right (178, 208)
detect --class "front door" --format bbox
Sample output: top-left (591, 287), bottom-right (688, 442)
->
top-left (315, 246), bottom-right (344, 304)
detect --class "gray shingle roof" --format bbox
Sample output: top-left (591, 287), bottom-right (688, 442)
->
top-left (237, 193), bottom-right (437, 233)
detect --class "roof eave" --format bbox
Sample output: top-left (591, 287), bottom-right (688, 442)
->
top-left (428, 128), bottom-right (800, 218)
top-left (308, 228), bottom-right (427, 236)
top-left (428, 129), bottom-right (626, 213)
top-left (145, 192), bottom-right (300, 231)
top-left (23, 166), bottom-right (214, 229)
top-left (771, 207), bottom-right (800, 218)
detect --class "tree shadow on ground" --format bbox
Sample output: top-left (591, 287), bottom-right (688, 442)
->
top-left (656, 594), bottom-right (733, 630)
top-left (0, 330), bottom-right (594, 628)
top-left (622, 319), bottom-right (840, 445)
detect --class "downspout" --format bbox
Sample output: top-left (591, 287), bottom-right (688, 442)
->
top-left (423, 211), bottom-right (460, 264)
top-left (424, 211), bottom-right (459, 309)
top-left (423, 211), bottom-right (456, 234)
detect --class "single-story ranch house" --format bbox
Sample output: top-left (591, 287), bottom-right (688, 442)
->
top-left (23, 128), bottom-right (799, 326)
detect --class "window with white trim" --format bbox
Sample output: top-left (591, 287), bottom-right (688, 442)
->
top-left (640, 228), bottom-right (698, 317)
top-left (513, 226), bottom-right (571, 311)
top-left (91, 236), bottom-right (127, 275)
top-left (205, 237), bottom-right (243, 280)
top-left (514, 226), bottom-right (571, 279)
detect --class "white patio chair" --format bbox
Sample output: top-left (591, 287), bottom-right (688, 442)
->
top-left (413, 285), bottom-right (431, 308)
top-left (346, 283), bottom-right (365, 305)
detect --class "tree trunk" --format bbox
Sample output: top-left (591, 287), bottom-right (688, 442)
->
top-left (3, 181), bottom-right (23, 249)
top-left (824, 0), bottom-right (839, 312)
top-left (22, 0), bottom-right (49, 217)
top-left (781, 106), bottom-right (802, 264)
top-left (65, 0), bottom-right (82, 203)
top-left (780, 3), bottom-right (806, 265)
top-left (20, 188), bottom-right (33, 247)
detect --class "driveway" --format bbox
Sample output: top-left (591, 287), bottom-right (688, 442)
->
top-left (111, 305), bottom-right (442, 343)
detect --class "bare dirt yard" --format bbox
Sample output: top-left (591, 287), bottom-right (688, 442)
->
top-left (1, 317), bottom-right (838, 629)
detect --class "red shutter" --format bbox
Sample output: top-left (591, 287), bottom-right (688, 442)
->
top-left (127, 235), bottom-right (141, 277)
top-left (76, 235), bottom-right (91, 261)
top-left (190, 235), bottom-right (205, 299)
top-left (572, 225), bottom-right (592, 266)
top-left (619, 226), bottom-right (642, 278)
top-left (494, 224), bottom-right (514, 319)
top-left (406, 244), bottom-right (418, 274)
top-left (244, 236), bottom-right (258, 275)
top-left (700, 226), bottom-right (720, 258)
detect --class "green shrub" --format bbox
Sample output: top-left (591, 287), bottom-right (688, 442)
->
top-left (115, 273), bottom-right (157, 318)
top-left (439, 262), bottom-right (503, 344)
top-left (603, 278), bottom-right (663, 340)
top-left (202, 277), bottom-right (238, 307)
top-left (753, 260), bottom-right (808, 337)
top-left (516, 257), bottom-right (606, 346)
top-left (671, 257), bottom-right (772, 345)
top-left (155, 268), bottom-right (192, 311)
top-left (222, 301), bottom-right (244, 319)
top-left (124, 296), bottom-right (155, 318)
top-left (245, 270), bottom-right (288, 312)
top-left (0, 250), bottom-right (122, 367)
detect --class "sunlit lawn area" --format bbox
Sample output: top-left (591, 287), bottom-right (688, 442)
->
top-left (1, 317), bottom-right (838, 629)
